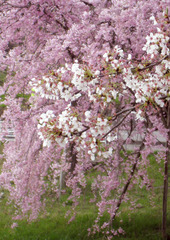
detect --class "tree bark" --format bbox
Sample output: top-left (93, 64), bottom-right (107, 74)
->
top-left (162, 100), bottom-right (170, 240)
top-left (59, 142), bottom-right (77, 200)
top-left (69, 142), bottom-right (77, 174)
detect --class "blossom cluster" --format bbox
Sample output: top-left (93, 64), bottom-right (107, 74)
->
top-left (30, 62), bottom-right (100, 104)
top-left (37, 105), bottom-right (117, 161)
top-left (33, 24), bottom-right (169, 158)
top-left (123, 29), bottom-right (169, 110)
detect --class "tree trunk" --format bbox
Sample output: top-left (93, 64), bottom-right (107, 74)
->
top-left (59, 142), bottom-right (77, 200)
top-left (59, 170), bottom-right (66, 200)
top-left (69, 142), bottom-right (77, 173)
top-left (162, 100), bottom-right (170, 240)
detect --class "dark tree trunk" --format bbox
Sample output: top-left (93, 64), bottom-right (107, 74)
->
top-left (59, 142), bottom-right (77, 200)
top-left (69, 142), bottom-right (77, 174)
top-left (162, 100), bottom-right (170, 240)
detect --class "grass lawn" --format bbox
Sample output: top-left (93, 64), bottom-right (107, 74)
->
top-left (0, 152), bottom-right (170, 240)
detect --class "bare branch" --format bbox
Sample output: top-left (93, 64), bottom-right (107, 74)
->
top-left (109, 141), bottom-right (145, 227)
top-left (81, 0), bottom-right (95, 10)
top-left (109, 106), bottom-right (136, 121)
top-left (101, 110), bottom-right (131, 140)
top-left (4, 1), bottom-right (31, 9)
top-left (131, 55), bottom-right (169, 73)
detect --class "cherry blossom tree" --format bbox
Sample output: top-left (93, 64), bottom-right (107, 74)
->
top-left (0, 1), bottom-right (169, 239)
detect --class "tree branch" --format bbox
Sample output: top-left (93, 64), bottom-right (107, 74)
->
top-left (109, 142), bottom-right (145, 227)
top-left (101, 110), bottom-right (132, 140)
top-left (5, 2), bottom-right (31, 9)
top-left (81, 0), bottom-right (95, 10)
top-left (131, 55), bottom-right (169, 73)
top-left (109, 106), bottom-right (136, 121)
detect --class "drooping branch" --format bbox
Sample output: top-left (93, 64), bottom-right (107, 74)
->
top-left (101, 110), bottom-right (132, 140)
top-left (109, 142), bottom-right (145, 227)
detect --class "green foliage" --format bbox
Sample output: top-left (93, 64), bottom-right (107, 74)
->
top-left (16, 93), bottom-right (31, 110)
top-left (84, 68), bottom-right (93, 80)
top-left (0, 72), bottom-right (7, 115)
top-left (0, 71), bottom-right (6, 86)
top-left (0, 103), bottom-right (6, 116)
top-left (16, 93), bottom-right (30, 100)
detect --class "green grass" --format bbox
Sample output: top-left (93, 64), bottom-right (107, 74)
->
top-left (0, 188), bottom-right (170, 240)
top-left (0, 153), bottom-right (170, 240)
top-left (0, 197), bottom-right (100, 240)
top-left (0, 197), bottom-right (169, 240)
